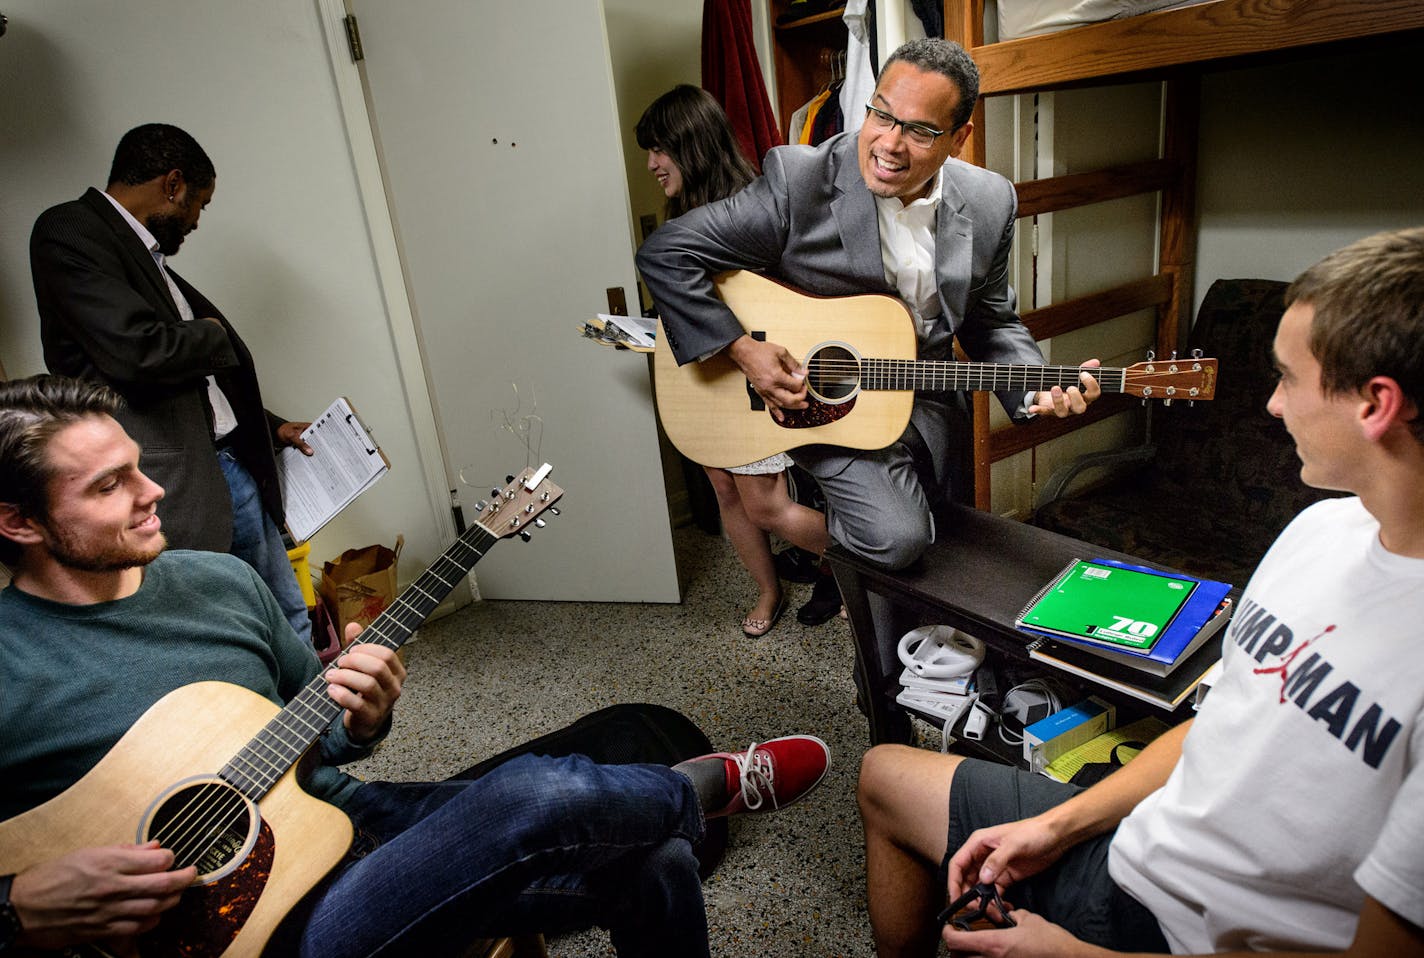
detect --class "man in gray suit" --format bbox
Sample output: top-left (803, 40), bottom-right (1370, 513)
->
top-left (638, 39), bottom-right (1100, 663)
top-left (29, 123), bottom-right (314, 643)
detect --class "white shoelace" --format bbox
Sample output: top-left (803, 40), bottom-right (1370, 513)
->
top-left (730, 742), bottom-right (777, 811)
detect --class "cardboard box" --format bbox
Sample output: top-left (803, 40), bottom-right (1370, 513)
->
top-left (1023, 696), bottom-right (1116, 774)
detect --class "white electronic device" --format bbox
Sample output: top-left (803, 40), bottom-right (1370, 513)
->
top-left (895, 688), bottom-right (979, 728)
top-left (898, 669), bottom-right (974, 696)
top-left (962, 699), bottom-right (995, 741)
top-left (897, 626), bottom-right (985, 684)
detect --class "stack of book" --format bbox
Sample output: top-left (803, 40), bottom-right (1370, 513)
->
top-left (1015, 558), bottom-right (1233, 709)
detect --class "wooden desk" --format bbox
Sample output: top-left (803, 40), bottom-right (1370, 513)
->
top-left (826, 505), bottom-right (1231, 747)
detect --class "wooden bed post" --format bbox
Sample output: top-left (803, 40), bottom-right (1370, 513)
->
top-left (943, 0), bottom-right (994, 510)
top-left (1159, 73), bottom-right (1200, 358)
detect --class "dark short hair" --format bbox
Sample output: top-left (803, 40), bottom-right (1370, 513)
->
top-left (107, 123), bottom-right (215, 191)
top-left (881, 37), bottom-right (981, 132)
top-left (636, 85), bottom-right (756, 218)
top-left (1286, 226), bottom-right (1424, 442)
top-left (0, 376), bottom-right (123, 566)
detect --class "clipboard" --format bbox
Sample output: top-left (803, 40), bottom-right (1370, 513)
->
top-left (278, 396), bottom-right (390, 542)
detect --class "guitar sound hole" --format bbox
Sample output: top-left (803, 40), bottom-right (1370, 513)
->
top-left (806, 344), bottom-right (860, 404)
top-left (141, 777), bottom-right (259, 884)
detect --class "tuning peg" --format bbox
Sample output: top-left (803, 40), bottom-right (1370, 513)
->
top-left (473, 499), bottom-right (488, 513)
top-left (548, 507), bottom-right (561, 517)
top-left (506, 474), bottom-right (515, 484)
top-left (1163, 398), bottom-right (1174, 406)
top-left (490, 488), bottom-right (501, 499)
top-left (534, 518), bottom-right (547, 528)
top-left (519, 531), bottom-right (532, 542)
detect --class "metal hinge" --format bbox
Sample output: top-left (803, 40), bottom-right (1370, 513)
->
top-left (343, 15), bottom-right (364, 62)
top-left (1031, 221), bottom-right (1040, 258)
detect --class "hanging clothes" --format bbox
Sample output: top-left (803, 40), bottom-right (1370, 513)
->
top-left (792, 87), bottom-right (831, 144)
top-left (838, 0), bottom-right (878, 137)
top-left (910, 0), bottom-right (942, 38)
top-left (702, 0), bottom-right (783, 171)
top-left (808, 79), bottom-right (845, 145)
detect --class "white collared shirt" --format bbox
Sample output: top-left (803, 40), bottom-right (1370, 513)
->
top-left (874, 173), bottom-right (943, 341)
top-left (102, 191), bottom-right (239, 441)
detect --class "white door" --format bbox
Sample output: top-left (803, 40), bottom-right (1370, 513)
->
top-left (340, 0), bottom-right (679, 601)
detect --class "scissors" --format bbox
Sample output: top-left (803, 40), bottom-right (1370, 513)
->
top-left (937, 882), bottom-right (1017, 932)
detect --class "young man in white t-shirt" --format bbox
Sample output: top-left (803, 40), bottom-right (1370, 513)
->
top-left (857, 226), bottom-right (1424, 957)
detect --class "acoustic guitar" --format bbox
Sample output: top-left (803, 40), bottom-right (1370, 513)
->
top-left (653, 271), bottom-right (1217, 469)
top-left (0, 465), bottom-right (563, 958)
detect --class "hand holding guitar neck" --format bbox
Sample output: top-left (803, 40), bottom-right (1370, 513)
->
top-left (1028, 358), bottom-right (1103, 417)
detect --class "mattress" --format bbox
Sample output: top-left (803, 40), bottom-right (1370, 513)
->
top-left (998, 0), bottom-right (1212, 40)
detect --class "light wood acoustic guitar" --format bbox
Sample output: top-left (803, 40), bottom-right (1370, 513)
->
top-left (653, 271), bottom-right (1218, 469)
top-left (0, 466), bottom-right (563, 958)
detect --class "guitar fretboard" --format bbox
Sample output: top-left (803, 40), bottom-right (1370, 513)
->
top-left (218, 524), bottom-right (498, 799)
top-left (824, 359), bottom-right (1129, 395)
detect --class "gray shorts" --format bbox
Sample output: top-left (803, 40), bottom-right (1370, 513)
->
top-left (940, 759), bottom-right (1169, 952)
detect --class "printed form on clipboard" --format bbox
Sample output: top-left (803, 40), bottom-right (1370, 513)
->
top-left (279, 397), bottom-right (390, 542)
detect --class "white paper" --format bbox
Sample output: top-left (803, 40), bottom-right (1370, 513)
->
top-left (594, 313), bottom-right (658, 349)
top-left (279, 397), bottom-right (389, 542)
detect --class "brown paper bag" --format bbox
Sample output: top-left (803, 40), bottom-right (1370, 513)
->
top-left (319, 535), bottom-right (403, 641)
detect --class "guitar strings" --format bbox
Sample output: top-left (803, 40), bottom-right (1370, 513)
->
top-left (802, 360), bottom-right (1138, 393)
top-left (147, 781), bottom-right (251, 871)
top-left (491, 382), bottom-right (543, 474)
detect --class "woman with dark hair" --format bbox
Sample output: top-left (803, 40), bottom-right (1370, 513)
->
top-left (637, 85), bottom-right (832, 638)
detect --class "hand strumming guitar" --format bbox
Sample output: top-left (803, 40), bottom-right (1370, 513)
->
top-left (727, 334), bottom-right (808, 421)
top-left (9, 842), bottom-right (196, 952)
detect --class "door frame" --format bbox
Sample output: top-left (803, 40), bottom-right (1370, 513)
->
top-left (315, 0), bottom-right (461, 567)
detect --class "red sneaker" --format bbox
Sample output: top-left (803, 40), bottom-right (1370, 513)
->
top-left (698, 735), bottom-right (830, 817)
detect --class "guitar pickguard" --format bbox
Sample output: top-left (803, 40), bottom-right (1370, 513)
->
top-left (777, 397), bottom-right (856, 430)
top-left (142, 818), bottom-right (275, 957)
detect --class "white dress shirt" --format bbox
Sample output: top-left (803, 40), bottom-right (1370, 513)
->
top-left (102, 191), bottom-right (239, 440)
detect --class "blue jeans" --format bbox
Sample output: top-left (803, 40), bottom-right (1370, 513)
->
top-left (217, 448), bottom-right (312, 644)
top-left (298, 753), bottom-right (709, 958)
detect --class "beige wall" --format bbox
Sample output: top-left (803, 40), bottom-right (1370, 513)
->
top-left (0, 0), bottom-right (449, 580)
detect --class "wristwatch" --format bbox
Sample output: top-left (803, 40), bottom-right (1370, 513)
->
top-left (0, 873), bottom-right (21, 952)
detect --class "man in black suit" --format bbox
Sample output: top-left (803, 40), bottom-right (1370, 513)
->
top-left (29, 123), bottom-right (314, 642)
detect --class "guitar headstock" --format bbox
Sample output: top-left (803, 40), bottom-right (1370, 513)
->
top-left (474, 463), bottom-right (564, 540)
top-left (1122, 357), bottom-right (1217, 401)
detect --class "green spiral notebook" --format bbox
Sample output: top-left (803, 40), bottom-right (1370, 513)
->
top-left (1015, 558), bottom-right (1198, 651)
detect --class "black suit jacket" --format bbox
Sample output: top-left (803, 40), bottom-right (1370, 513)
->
top-left (30, 187), bottom-right (286, 552)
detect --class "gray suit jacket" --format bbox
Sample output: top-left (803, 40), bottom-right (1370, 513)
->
top-left (636, 131), bottom-right (1043, 417)
top-left (31, 188), bottom-right (287, 553)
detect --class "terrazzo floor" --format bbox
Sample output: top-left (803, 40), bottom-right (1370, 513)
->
top-left (348, 525), bottom-right (916, 958)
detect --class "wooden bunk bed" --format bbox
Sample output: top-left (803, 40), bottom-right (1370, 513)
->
top-left (941, 0), bottom-right (1424, 510)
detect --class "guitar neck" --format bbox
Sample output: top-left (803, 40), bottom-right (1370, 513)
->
top-left (218, 523), bottom-right (499, 800)
top-left (861, 359), bottom-right (1125, 394)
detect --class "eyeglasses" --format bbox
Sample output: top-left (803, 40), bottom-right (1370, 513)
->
top-left (864, 105), bottom-right (946, 149)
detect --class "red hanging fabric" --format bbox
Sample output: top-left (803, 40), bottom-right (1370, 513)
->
top-left (701, 0), bottom-right (784, 172)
